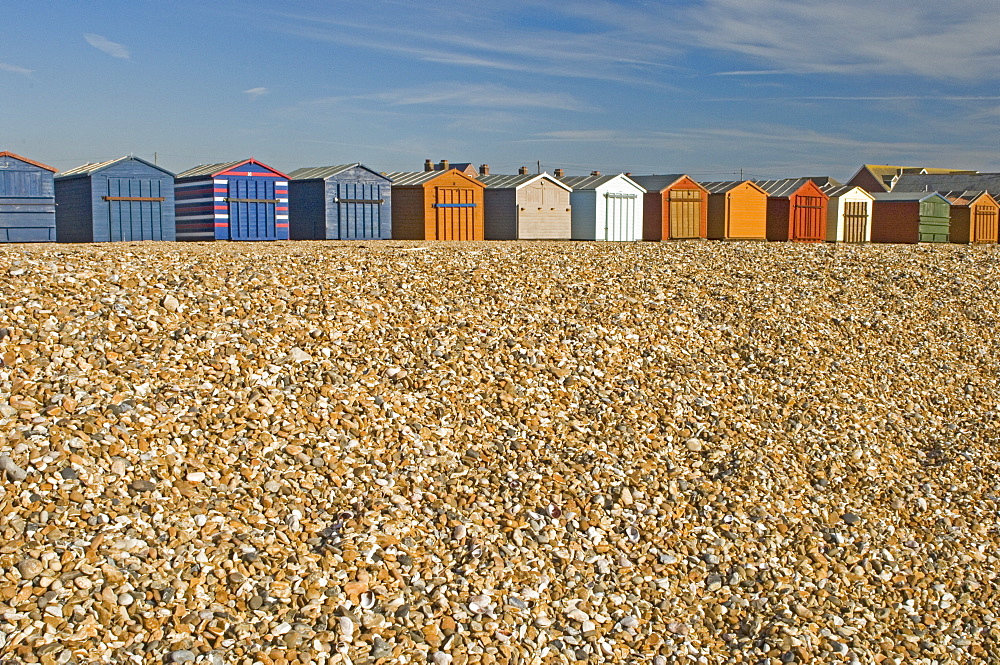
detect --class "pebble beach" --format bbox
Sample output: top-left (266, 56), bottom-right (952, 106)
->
top-left (1, 240), bottom-right (999, 665)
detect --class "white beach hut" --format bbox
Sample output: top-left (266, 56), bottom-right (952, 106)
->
top-left (558, 173), bottom-right (645, 241)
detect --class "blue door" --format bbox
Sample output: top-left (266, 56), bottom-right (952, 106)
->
top-left (228, 178), bottom-right (277, 240)
top-left (106, 178), bottom-right (165, 241)
top-left (335, 182), bottom-right (385, 240)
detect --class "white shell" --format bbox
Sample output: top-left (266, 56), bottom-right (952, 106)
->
top-left (360, 590), bottom-right (376, 609)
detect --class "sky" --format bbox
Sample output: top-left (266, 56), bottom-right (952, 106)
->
top-left (2, 0), bottom-right (999, 180)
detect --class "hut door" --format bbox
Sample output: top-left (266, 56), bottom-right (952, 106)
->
top-left (843, 201), bottom-right (868, 242)
top-left (106, 178), bottom-right (165, 241)
top-left (336, 182), bottom-right (384, 240)
top-left (435, 187), bottom-right (476, 240)
top-left (669, 189), bottom-right (701, 238)
top-left (973, 205), bottom-right (998, 243)
top-left (228, 179), bottom-right (277, 241)
top-left (793, 195), bottom-right (825, 241)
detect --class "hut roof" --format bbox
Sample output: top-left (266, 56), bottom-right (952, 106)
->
top-left (558, 174), bottom-right (644, 192)
top-left (478, 173), bottom-right (571, 191)
top-left (289, 164), bottom-right (390, 181)
top-left (699, 180), bottom-right (767, 195)
top-left (891, 173), bottom-right (1000, 195)
top-left (628, 174), bottom-right (697, 193)
top-left (0, 151), bottom-right (57, 172)
top-left (753, 178), bottom-right (823, 198)
top-left (176, 159), bottom-right (288, 179)
top-left (57, 156), bottom-right (173, 179)
top-left (872, 192), bottom-right (951, 202)
top-left (384, 170), bottom-right (483, 187)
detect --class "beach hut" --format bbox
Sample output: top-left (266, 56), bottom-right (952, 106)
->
top-left (755, 178), bottom-right (829, 242)
top-left (384, 169), bottom-right (485, 240)
top-left (557, 174), bottom-right (644, 241)
top-left (819, 184), bottom-right (874, 243)
top-left (871, 192), bottom-right (951, 243)
top-left (174, 159), bottom-right (288, 241)
top-left (0, 151), bottom-right (57, 242)
top-left (479, 172), bottom-right (572, 240)
top-left (700, 181), bottom-right (769, 240)
top-left (629, 175), bottom-right (708, 241)
top-left (941, 191), bottom-right (999, 244)
top-left (54, 156), bottom-right (175, 243)
top-left (287, 164), bottom-right (392, 240)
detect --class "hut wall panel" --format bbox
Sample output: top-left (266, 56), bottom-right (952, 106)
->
top-left (518, 180), bottom-right (571, 240)
top-left (871, 201), bottom-right (919, 244)
top-left (950, 207), bottom-right (972, 244)
top-left (174, 177), bottom-right (218, 241)
top-left (390, 187), bottom-right (427, 240)
top-left (288, 180), bottom-right (326, 240)
top-left (766, 198), bottom-right (791, 241)
top-left (86, 162), bottom-right (175, 242)
top-left (642, 192), bottom-right (663, 241)
top-left (0, 156), bottom-right (57, 242)
top-left (483, 189), bottom-right (518, 240)
top-left (570, 191), bottom-right (598, 240)
top-left (54, 177), bottom-right (95, 243)
top-left (706, 194), bottom-right (726, 239)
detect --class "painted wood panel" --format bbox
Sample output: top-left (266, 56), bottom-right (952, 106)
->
top-left (0, 152), bottom-right (57, 242)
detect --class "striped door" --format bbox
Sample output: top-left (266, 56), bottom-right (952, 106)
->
top-left (106, 178), bottom-right (165, 241)
top-left (435, 187), bottom-right (476, 240)
top-left (843, 201), bottom-right (868, 242)
top-left (228, 179), bottom-right (276, 241)
top-left (792, 195), bottom-right (825, 241)
top-left (336, 182), bottom-right (385, 240)
top-left (668, 189), bottom-right (701, 238)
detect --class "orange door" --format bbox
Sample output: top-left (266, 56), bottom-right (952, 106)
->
top-left (973, 205), bottom-right (998, 243)
top-left (668, 189), bottom-right (701, 238)
top-left (435, 187), bottom-right (476, 240)
top-left (793, 195), bottom-right (825, 241)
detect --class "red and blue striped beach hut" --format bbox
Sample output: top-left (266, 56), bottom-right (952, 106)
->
top-left (174, 159), bottom-right (288, 241)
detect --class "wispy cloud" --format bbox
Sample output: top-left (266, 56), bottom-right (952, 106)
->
top-left (0, 62), bottom-right (33, 76)
top-left (84, 33), bottom-right (130, 59)
top-left (369, 83), bottom-right (595, 112)
top-left (244, 87), bottom-right (269, 99)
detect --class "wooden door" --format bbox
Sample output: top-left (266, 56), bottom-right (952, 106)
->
top-left (106, 177), bottom-right (165, 241)
top-left (973, 204), bottom-right (998, 243)
top-left (228, 179), bottom-right (277, 241)
top-left (435, 187), bottom-right (476, 240)
top-left (842, 200), bottom-right (868, 242)
top-left (668, 189), bottom-right (701, 238)
top-left (792, 195), bottom-right (825, 241)
top-left (336, 182), bottom-right (385, 240)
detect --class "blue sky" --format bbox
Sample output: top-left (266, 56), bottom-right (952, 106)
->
top-left (2, 0), bottom-right (998, 179)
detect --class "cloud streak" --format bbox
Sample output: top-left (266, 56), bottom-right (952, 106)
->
top-left (369, 83), bottom-right (595, 112)
top-left (0, 62), bottom-right (33, 76)
top-left (244, 87), bottom-right (269, 99)
top-left (84, 33), bottom-right (130, 59)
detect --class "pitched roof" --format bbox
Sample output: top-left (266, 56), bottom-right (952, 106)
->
top-left (753, 177), bottom-right (825, 198)
top-left (627, 174), bottom-right (697, 193)
top-left (557, 174), bottom-right (645, 192)
top-left (289, 164), bottom-right (390, 181)
top-left (820, 183), bottom-right (874, 199)
top-left (891, 173), bottom-right (1000, 196)
top-left (0, 151), bottom-right (57, 173)
top-left (478, 173), bottom-right (571, 191)
top-left (939, 190), bottom-right (996, 206)
top-left (699, 180), bottom-right (767, 195)
top-left (57, 156), bottom-right (174, 178)
top-left (384, 170), bottom-right (484, 187)
top-left (852, 165), bottom-right (979, 190)
top-left (175, 158), bottom-right (288, 179)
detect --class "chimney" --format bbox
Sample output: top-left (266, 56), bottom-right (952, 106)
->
top-left (479, 164), bottom-right (490, 176)
top-left (424, 159), bottom-right (433, 172)
top-left (624, 172), bottom-right (631, 177)
top-left (554, 168), bottom-right (565, 178)
top-left (440, 159), bottom-right (450, 171)
top-left (518, 166), bottom-right (529, 175)
top-left (590, 171), bottom-right (601, 176)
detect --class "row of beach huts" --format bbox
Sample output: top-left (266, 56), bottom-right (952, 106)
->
top-left (1, 152), bottom-right (998, 245)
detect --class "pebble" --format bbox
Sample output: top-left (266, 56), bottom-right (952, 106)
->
top-left (0, 241), bottom-right (998, 665)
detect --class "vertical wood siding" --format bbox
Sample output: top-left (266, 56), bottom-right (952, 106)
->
top-left (0, 154), bottom-right (57, 242)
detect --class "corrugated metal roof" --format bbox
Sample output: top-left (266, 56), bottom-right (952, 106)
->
top-left (0, 151), bottom-right (57, 173)
top-left (384, 170), bottom-right (483, 187)
top-left (557, 174), bottom-right (644, 192)
top-left (627, 174), bottom-right (690, 193)
top-left (753, 178), bottom-right (819, 198)
top-left (820, 183), bottom-right (873, 199)
top-left (478, 173), bottom-right (572, 191)
top-left (873, 192), bottom-right (950, 202)
top-left (57, 156), bottom-right (172, 178)
top-left (289, 164), bottom-right (358, 180)
top-left (699, 180), bottom-right (752, 194)
top-left (891, 173), bottom-right (1000, 195)
top-left (939, 190), bottom-right (993, 205)
top-left (175, 159), bottom-right (249, 179)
